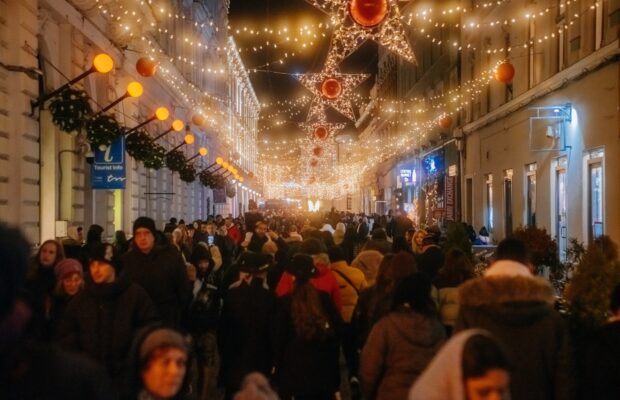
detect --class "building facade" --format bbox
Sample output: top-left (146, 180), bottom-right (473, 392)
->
top-left (0, 0), bottom-right (259, 244)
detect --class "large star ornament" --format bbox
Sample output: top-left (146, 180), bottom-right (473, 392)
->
top-left (296, 69), bottom-right (369, 121)
top-left (306, 0), bottom-right (417, 69)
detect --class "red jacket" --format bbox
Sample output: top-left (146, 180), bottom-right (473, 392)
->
top-left (275, 263), bottom-right (342, 311)
top-left (227, 225), bottom-right (242, 245)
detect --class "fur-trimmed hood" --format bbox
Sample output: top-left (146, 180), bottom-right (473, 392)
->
top-left (458, 275), bottom-right (556, 326)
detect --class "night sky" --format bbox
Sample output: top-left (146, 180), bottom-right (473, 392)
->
top-left (228, 0), bottom-right (378, 141)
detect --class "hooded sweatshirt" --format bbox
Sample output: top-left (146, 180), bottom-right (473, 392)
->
top-left (275, 264), bottom-right (342, 311)
top-left (408, 330), bottom-right (485, 400)
top-left (360, 309), bottom-right (446, 400)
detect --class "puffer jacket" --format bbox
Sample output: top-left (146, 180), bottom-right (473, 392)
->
top-left (275, 263), bottom-right (342, 311)
top-left (360, 309), bottom-right (445, 400)
top-left (331, 260), bottom-right (368, 322)
top-left (437, 286), bottom-right (459, 328)
top-left (455, 275), bottom-right (573, 400)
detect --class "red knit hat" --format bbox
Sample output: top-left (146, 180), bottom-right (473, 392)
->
top-left (54, 258), bottom-right (83, 281)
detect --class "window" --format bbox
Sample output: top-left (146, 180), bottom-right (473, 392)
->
top-left (585, 149), bottom-right (604, 242)
top-left (485, 174), bottom-right (494, 231)
top-left (504, 169), bottom-right (514, 236)
top-left (553, 157), bottom-right (568, 261)
top-left (526, 164), bottom-right (537, 226)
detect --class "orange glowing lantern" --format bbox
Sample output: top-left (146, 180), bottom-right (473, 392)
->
top-left (321, 78), bottom-right (343, 100)
top-left (494, 61), bottom-right (515, 84)
top-left (314, 126), bottom-right (329, 140)
top-left (313, 147), bottom-right (323, 157)
top-left (438, 115), bottom-right (453, 129)
top-left (191, 113), bottom-right (205, 126)
top-left (349, 0), bottom-right (389, 28)
top-left (136, 57), bottom-right (157, 77)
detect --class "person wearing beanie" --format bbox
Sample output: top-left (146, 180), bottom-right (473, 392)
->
top-left (218, 251), bottom-right (277, 399)
top-left (125, 325), bottom-right (191, 400)
top-left (57, 243), bottom-right (159, 389)
top-left (360, 274), bottom-right (445, 400)
top-left (47, 258), bottom-right (84, 338)
top-left (0, 223), bottom-right (113, 400)
top-left (455, 237), bottom-right (572, 400)
top-left (275, 238), bottom-right (342, 311)
top-left (273, 253), bottom-right (343, 400)
top-left (351, 250), bottom-right (384, 285)
top-left (121, 216), bottom-right (192, 328)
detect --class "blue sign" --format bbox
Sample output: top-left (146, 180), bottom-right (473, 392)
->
top-left (91, 135), bottom-right (126, 190)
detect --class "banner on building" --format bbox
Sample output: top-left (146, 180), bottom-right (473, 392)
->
top-left (91, 135), bottom-right (126, 190)
top-left (445, 175), bottom-right (456, 221)
top-left (213, 188), bottom-right (227, 204)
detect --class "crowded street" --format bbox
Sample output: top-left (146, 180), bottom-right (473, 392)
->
top-left (1, 0), bottom-right (620, 399)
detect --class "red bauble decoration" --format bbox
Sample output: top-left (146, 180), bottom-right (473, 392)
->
top-left (191, 114), bottom-right (205, 126)
top-left (313, 147), bottom-right (323, 157)
top-left (494, 62), bottom-right (515, 84)
top-left (310, 159), bottom-right (319, 167)
top-left (349, 0), bottom-right (389, 28)
top-left (314, 126), bottom-right (329, 140)
top-left (308, 176), bottom-right (316, 184)
top-left (438, 115), bottom-right (453, 129)
top-left (136, 57), bottom-right (157, 77)
top-left (321, 78), bottom-right (343, 100)
top-left (248, 172), bottom-right (254, 179)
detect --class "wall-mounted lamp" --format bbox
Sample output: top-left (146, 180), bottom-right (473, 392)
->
top-left (125, 106), bottom-right (170, 136)
top-left (98, 81), bottom-right (143, 114)
top-left (152, 119), bottom-right (184, 141)
top-left (33, 53), bottom-right (114, 109)
top-left (166, 133), bottom-right (195, 154)
top-left (187, 147), bottom-right (208, 162)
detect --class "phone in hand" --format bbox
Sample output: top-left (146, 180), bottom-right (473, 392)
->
top-left (207, 235), bottom-right (214, 246)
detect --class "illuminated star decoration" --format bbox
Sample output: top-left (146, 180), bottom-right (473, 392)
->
top-left (306, 0), bottom-right (417, 69)
top-left (296, 69), bottom-right (369, 121)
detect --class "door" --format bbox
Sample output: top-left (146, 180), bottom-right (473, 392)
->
top-left (504, 173), bottom-right (513, 237)
top-left (556, 167), bottom-right (568, 261)
top-left (589, 162), bottom-right (604, 241)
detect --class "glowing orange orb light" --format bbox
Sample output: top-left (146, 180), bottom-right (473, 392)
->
top-left (136, 57), bottom-right (157, 77)
top-left (349, 0), bottom-right (389, 28)
top-left (321, 78), bottom-right (343, 99)
top-left (314, 126), bottom-right (329, 140)
top-left (438, 115), bottom-right (453, 129)
top-left (313, 147), bottom-right (323, 157)
top-left (494, 61), bottom-right (515, 84)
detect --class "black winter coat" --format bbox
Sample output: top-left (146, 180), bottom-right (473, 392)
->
top-left (273, 290), bottom-right (343, 397)
top-left (583, 321), bottom-right (620, 399)
top-left (57, 276), bottom-right (159, 379)
top-left (217, 278), bottom-right (276, 391)
top-left (121, 246), bottom-right (192, 327)
top-left (455, 275), bottom-right (573, 400)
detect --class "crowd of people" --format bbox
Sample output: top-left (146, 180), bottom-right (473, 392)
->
top-left (1, 207), bottom-right (619, 399)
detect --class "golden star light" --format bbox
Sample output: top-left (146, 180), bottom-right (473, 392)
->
top-left (306, 0), bottom-right (417, 69)
top-left (296, 69), bottom-right (369, 121)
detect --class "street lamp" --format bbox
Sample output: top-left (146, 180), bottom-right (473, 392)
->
top-left (152, 119), bottom-right (184, 141)
top-left (166, 133), bottom-right (195, 154)
top-left (98, 81), bottom-right (143, 114)
top-left (32, 53), bottom-right (114, 108)
top-left (187, 147), bottom-right (208, 162)
top-left (125, 106), bottom-right (170, 136)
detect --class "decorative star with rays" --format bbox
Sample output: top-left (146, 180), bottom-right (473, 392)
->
top-left (296, 68), bottom-right (369, 121)
top-left (306, 0), bottom-right (416, 69)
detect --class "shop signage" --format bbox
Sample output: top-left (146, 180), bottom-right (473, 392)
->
top-left (446, 176), bottom-right (456, 221)
top-left (91, 135), bottom-right (126, 190)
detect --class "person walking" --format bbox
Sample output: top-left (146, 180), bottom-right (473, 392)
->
top-left (121, 217), bottom-right (192, 328)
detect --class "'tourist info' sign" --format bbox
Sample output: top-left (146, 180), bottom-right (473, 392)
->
top-left (91, 135), bottom-right (126, 190)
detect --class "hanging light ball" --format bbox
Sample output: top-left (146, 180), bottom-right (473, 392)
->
top-left (191, 113), bottom-right (205, 126)
top-left (308, 176), bottom-right (316, 184)
top-left (231, 151), bottom-right (241, 161)
top-left (438, 115), bottom-right (453, 129)
top-left (136, 57), bottom-right (157, 77)
top-left (313, 147), bottom-right (323, 157)
top-left (248, 171), bottom-right (254, 179)
top-left (349, 0), bottom-right (389, 28)
top-left (321, 78), bottom-right (343, 100)
top-left (310, 159), bottom-right (319, 167)
top-left (314, 126), bottom-right (329, 140)
top-left (494, 61), bottom-right (515, 84)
